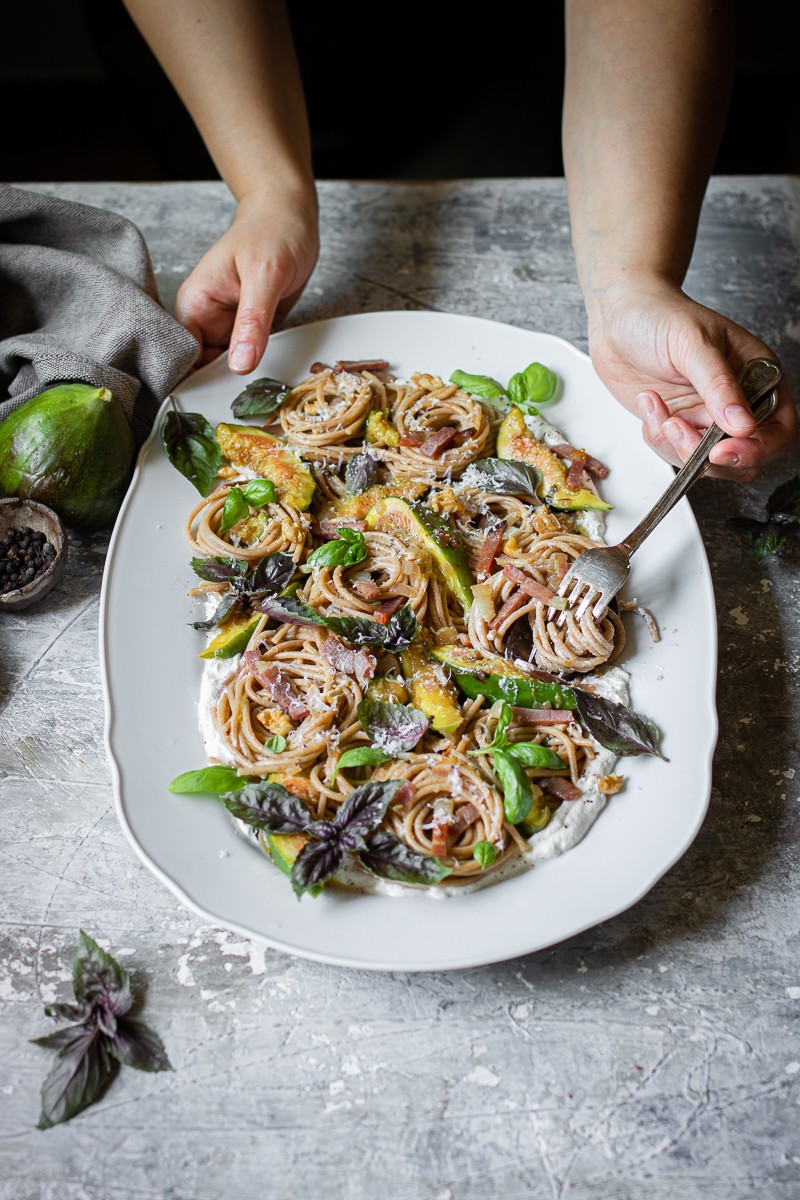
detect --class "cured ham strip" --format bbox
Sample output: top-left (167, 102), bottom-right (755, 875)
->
top-left (419, 426), bottom-right (458, 458)
top-left (510, 707), bottom-right (574, 725)
top-left (566, 451), bottom-right (588, 492)
top-left (450, 802), bottom-right (480, 836)
top-left (334, 359), bottom-right (390, 372)
top-left (551, 442), bottom-right (609, 479)
top-left (373, 596), bottom-right (405, 625)
top-left (430, 820), bottom-right (450, 857)
top-left (502, 564), bottom-right (556, 604)
top-left (399, 431), bottom-right (426, 447)
top-left (475, 523), bottom-right (506, 581)
top-left (319, 637), bottom-right (377, 687)
top-left (351, 578), bottom-right (382, 601)
top-left (489, 589), bottom-right (529, 630)
top-left (310, 361), bottom-right (330, 374)
top-left (243, 652), bottom-right (309, 720)
top-left (540, 776), bottom-right (582, 801)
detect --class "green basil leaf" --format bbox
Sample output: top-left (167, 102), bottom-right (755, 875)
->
top-left (493, 748), bottom-right (534, 824)
top-left (307, 528), bottom-right (368, 569)
top-left (506, 742), bottom-right (566, 770)
top-left (467, 701), bottom-right (513, 756)
top-left (330, 745), bottom-right (392, 782)
top-left (575, 691), bottom-right (666, 758)
top-left (472, 840), bottom-right (498, 868)
top-left (264, 735), bottom-right (287, 753)
top-left (753, 523), bottom-right (788, 561)
top-left (219, 487), bottom-right (250, 532)
top-left (168, 766), bottom-right (249, 794)
top-left (449, 370), bottom-right (506, 400)
top-left (241, 478), bottom-right (277, 507)
top-left (161, 409), bottom-right (222, 495)
top-left (359, 830), bottom-right (453, 886)
top-left (451, 670), bottom-right (576, 710)
top-left (231, 377), bottom-right (289, 418)
top-left (507, 362), bottom-right (558, 413)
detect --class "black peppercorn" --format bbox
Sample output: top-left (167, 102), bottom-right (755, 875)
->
top-left (0, 526), bottom-right (56, 594)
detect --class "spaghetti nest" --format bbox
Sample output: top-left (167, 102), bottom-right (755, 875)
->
top-left (189, 358), bottom-right (635, 895)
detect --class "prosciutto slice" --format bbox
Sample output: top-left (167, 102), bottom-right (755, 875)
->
top-left (319, 637), bottom-right (377, 687)
top-left (243, 652), bottom-right (309, 720)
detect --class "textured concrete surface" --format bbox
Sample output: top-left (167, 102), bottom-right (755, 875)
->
top-left (1, 179), bottom-right (799, 1199)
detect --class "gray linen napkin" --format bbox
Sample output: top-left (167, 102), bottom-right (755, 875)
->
top-left (0, 184), bottom-right (199, 444)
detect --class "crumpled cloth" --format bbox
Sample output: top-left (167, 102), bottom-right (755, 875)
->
top-left (0, 184), bottom-right (199, 445)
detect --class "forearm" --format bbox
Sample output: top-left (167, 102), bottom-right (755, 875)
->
top-left (122, 0), bottom-right (315, 205)
top-left (562, 0), bottom-right (735, 313)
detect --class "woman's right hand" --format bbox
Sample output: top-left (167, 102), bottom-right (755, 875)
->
top-left (176, 184), bottom-right (320, 372)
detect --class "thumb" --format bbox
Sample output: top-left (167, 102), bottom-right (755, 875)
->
top-left (677, 335), bottom-right (755, 438)
top-left (227, 266), bottom-right (280, 375)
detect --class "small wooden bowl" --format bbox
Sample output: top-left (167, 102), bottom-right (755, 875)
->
top-left (0, 498), bottom-right (68, 611)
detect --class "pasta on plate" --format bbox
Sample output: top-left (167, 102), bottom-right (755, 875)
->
top-left (167, 357), bottom-right (664, 898)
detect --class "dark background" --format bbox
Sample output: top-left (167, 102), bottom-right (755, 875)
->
top-left (2, 0), bottom-right (800, 183)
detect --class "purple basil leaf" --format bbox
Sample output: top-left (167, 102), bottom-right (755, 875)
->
top-left (332, 779), bottom-right (402, 841)
top-left (190, 591), bottom-right (241, 631)
top-left (464, 458), bottom-right (543, 499)
top-left (190, 555), bottom-right (248, 583)
top-left (161, 409), bottom-right (222, 495)
top-left (360, 831), bottom-right (453, 887)
top-left (357, 697), bottom-right (429, 757)
top-left (35, 1026), bottom-right (116, 1129)
top-left (221, 782), bottom-right (314, 833)
top-left (31, 1024), bottom-right (90, 1051)
top-left (248, 551), bottom-right (296, 595)
top-left (325, 613), bottom-right (391, 646)
top-left (108, 1019), bottom-right (173, 1073)
top-left (381, 605), bottom-right (418, 652)
top-left (72, 931), bottom-right (132, 1018)
top-left (231, 377), bottom-right (289, 418)
top-left (766, 474), bottom-right (800, 524)
top-left (345, 452), bottom-right (381, 495)
top-left (575, 691), bottom-right (667, 759)
top-left (257, 594), bottom-right (328, 627)
top-left (290, 838), bottom-right (345, 895)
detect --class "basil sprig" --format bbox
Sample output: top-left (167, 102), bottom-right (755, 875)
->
top-left (574, 691), bottom-right (666, 759)
top-left (219, 478), bottom-right (277, 532)
top-left (31, 932), bottom-right (171, 1129)
top-left (161, 408), bottom-right (223, 495)
top-left (306, 527), bottom-right (368, 570)
top-left (231, 376), bottom-right (289, 418)
top-left (330, 746), bottom-right (392, 782)
top-left (468, 702), bottom-right (565, 770)
top-left (450, 360), bottom-right (558, 416)
top-left (728, 473), bottom-right (800, 561)
top-left (492, 748), bottom-right (533, 824)
top-left (357, 696), bottom-right (429, 757)
top-left (257, 594), bottom-right (418, 651)
top-left (189, 550), bottom-right (296, 630)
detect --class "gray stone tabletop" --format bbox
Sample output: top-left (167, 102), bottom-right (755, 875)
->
top-left (2, 178), bottom-right (800, 1200)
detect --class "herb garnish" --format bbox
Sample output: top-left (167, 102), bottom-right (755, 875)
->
top-left (574, 690), bottom-right (666, 758)
top-left (189, 550), bottom-right (296, 630)
top-left (231, 377), bottom-right (289, 418)
top-left (345, 452), bottom-right (381, 495)
top-left (31, 932), bottom-right (171, 1129)
top-left (161, 408), bottom-right (222, 495)
top-left (357, 696), bottom-right (429, 757)
top-left (256, 594), bottom-right (418, 651)
top-left (728, 474), bottom-right (800, 561)
top-left (467, 701), bottom-right (566, 770)
top-left (463, 458), bottom-right (544, 499)
top-left (219, 479), bottom-right (277, 532)
top-left (450, 361), bottom-right (558, 416)
top-left (306, 527), bottom-right (368, 569)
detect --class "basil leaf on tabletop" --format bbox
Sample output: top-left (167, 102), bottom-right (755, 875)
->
top-left (357, 696), bottom-right (429, 757)
top-left (766, 475), bottom-right (800, 524)
top-left (345, 452), bottom-right (381, 495)
top-left (31, 932), bottom-right (171, 1129)
top-left (575, 691), bottom-right (666, 759)
top-left (307, 527), bottom-right (368, 569)
top-left (753, 525), bottom-right (788, 561)
top-left (161, 409), bottom-right (222, 495)
top-left (231, 377), bottom-right (289, 418)
top-left (360, 830), bottom-right (453, 886)
top-left (241, 478), bottom-right (277, 507)
top-left (492, 748), bottom-right (534, 824)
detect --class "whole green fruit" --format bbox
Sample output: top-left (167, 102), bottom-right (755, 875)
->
top-left (0, 383), bottom-right (136, 530)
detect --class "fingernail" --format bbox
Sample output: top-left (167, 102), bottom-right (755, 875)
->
top-left (717, 452), bottom-right (739, 467)
top-left (724, 404), bottom-right (753, 434)
top-left (229, 341), bottom-right (257, 372)
top-left (637, 393), bottom-right (655, 419)
top-left (663, 419), bottom-right (683, 447)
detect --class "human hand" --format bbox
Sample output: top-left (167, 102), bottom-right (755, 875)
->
top-left (586, 276), bottom-right (798, 481)
top-left (176, 186), bottom-right (319, 373)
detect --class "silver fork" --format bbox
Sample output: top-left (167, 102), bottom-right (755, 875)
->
top-left (548, 356), bottom-right (784, 627)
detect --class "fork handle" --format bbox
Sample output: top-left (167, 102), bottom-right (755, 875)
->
top-left (620, 357), bottom-right (783, 557)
